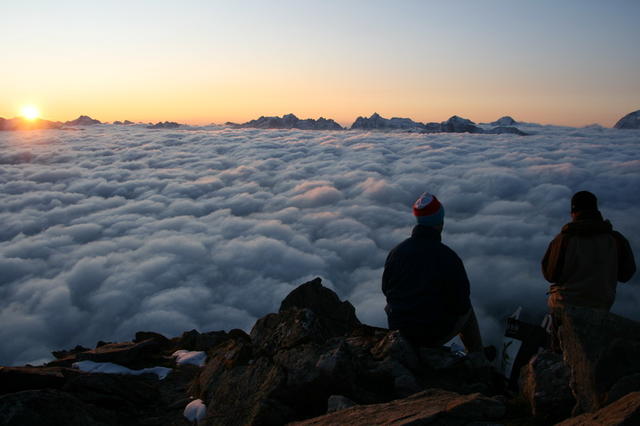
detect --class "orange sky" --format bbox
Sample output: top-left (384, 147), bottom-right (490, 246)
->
top-left (2, 1), bottom-right (638, 127)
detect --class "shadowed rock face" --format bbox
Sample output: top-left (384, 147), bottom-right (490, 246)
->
top-left (289, 389), bottom-right (506, 426)
top-left (350, 113), bottom-right (425, 131)
top-left (146, 121), bottom-right (181, 129)
top-left (614, 109), bottom-right (640, 129)
top-left (489, 116), bottom-right (517, 126)
top-left (65, 115), bottom-right (101, 126)
top-left (556, 391), bottom-right (640, 426)
top-left (237, 114), bottom-right (343, 130)
top-left (519, 351), bottom-right (574, 423)
top-left (2, 278), bottom-right (639, 425)
top-left (554, 305), bottom-right (640, 415)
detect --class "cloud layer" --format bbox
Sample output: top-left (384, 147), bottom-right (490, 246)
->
top-left (1, 125), bottom-right (639, 365)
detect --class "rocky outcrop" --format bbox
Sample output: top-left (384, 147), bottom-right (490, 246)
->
top-left (187, 278), bottom-right (502, 425)
top-left (557, 391), bottom-right (640, 426)
top-left (289, 389), bottom-right (506, 426)
top-left (439, 115), bottom-right (483, 133)
top-left (113, 120), bottom-right (135, 125)
top-left (487, 126), bottom-right (528, 136)
top-left (350, 113), bottom-right (425, 131)
top-left (489, 116), bottom-right (517, 126)
top-left (613, 109), bottom-right (640, 129)
top-left (2, 278), bottom-right (637, 425)
top-left (237, 114), bottom-right (343, 130)
top-left (554, 305), bottom-right (640, 414)
top-left (519, 351), bottom-right (574, 423)
top-left (65, 115), bottom-right (101, 126)
top-left (146, 121), bottom-right (181, 129)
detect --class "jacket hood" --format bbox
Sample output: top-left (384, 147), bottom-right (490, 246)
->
top-left (561, 211), bottom-right (612, 236)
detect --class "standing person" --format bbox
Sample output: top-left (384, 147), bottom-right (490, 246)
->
top-left (542, 190), bottom-right (636, 311)
top-left (382, 192), bottom-right (484, 353)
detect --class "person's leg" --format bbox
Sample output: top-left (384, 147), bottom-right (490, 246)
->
top-left (458, 307), bottom-right (484, 353)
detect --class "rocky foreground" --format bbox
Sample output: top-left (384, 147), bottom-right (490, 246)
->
top-left (1, 278), bottom-right (639, 425)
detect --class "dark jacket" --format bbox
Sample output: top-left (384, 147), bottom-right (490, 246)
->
top-left (542, 211), bottom-right (636, 310)
top-left (382, 225), bottom-right (471, 337)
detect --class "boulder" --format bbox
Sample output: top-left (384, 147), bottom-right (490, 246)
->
top-left (0, 389), bottom-right (116, 426)
top-left (0, 367), bottom-right (68, 395)
top-left (75, 338), bottom-right (169, 369)
top-left (557, 391), bottom-right (640, 426)
top-left (326, 395), bottom-right (357, 413)
top-left (279, 277), bottom-right (361, 336)
top-left (555, 305), bottom-right (640, 414)
top-left (613, 110), bottom-right (640, 129)
top-left (519, 351), bottom-right (574, 423)
top-left (177, 329), bottom-right (228, 351)
top-left (289, 389), bottom-right (506, 426)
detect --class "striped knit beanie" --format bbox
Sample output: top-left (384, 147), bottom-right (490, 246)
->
top-left (413, 192), bottom-right (445, 226)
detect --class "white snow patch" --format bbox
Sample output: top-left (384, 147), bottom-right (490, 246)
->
top-left (173, 349), bottom-right (207, 367)
top-left (73, 360), bottom-right (172, 380)
top-left (184, 398), bottom-right (207, 423)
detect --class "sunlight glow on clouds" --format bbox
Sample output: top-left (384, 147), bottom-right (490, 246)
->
top-left (0, 125), bottom-right (639, 365)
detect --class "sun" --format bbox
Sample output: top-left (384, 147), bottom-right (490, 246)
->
top-left (20, 105), bottom-right (41, 121)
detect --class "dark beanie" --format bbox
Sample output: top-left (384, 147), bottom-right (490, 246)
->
top-left (571, 191), bottom-right (598, 213)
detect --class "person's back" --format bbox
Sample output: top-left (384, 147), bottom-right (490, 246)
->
top-left (382, 192), bottom-right (483, 353)
top-left (542, 191), bottom-right (635, 311)
top-left (383, 224), bottom-right (470, 335)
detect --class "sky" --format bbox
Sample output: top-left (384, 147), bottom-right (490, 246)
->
top-left (1, 0), bottom-right (639, 127)
top-left (1, 123), bottom-right (638, 366)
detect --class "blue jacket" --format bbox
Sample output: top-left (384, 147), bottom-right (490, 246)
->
top-left (382, 225), bottom-right (471, 335)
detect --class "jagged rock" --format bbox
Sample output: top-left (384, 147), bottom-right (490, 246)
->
top-left (487, 126), bottom-right (528, 136)
top-left (65, 115), bottom-right (101, 126)
top-left (555, 305), bottom-right (640, 414)
top-left (112, 120), bottom-right (134, 125)
top-left (238, 114), bottom-right (343, 130)
top-left (489, 116), bottom-right (517, 126)
top-left (178, 329), bottom-right (228, 351)
top-left (75, 338), bottom-right (169, 369)
top-left (607, 373), bottom-right (640, 405)
top-left (52, 344), bottom-right (91, 360)
top-left (0, 367), bottom-right (68, 395)
top-left (279, 277), bottom-right (361, 336)
top-left (519, 351), bottom-right (574, 423)
top-left (289, 389), bottom-right (506, 426)
top-left (134, 331), bottom-right (169, 344)
top-left (613, 110), bottom-right (640, 129)
top-left (326, 395), bottom-right (357, 413)
top-left (0, 389), bottom-right (117, 426)
top-left (350, 113), bottom-right (424, 131)
top-left (440, 115), bottom-right (483, 133)
top-left (146, 121), bottom-right (181, 129)
top-left (557, 391), bottom-right (640, 426)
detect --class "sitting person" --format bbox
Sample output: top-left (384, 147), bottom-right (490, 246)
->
top-left (382, 192), bottom-right (484, 353)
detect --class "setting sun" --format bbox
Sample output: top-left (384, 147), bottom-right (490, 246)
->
top-left (20, 105), bottom-right (40, 120)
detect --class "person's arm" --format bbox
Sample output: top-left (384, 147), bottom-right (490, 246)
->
top-left (612, 231), bottom-right (636, 283)
top-left (450, 254), bottom-right (471, 316)
top-left (541, 234), bottom-right (568, 283)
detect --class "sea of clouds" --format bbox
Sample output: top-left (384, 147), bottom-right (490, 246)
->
top-left (1, 124), bottom-right (638, 365)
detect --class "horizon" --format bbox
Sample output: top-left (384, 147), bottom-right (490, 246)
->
top-left (2, 1), bottom-right (639, 128)
top-left (1, 109), bottom-right (636, 129)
